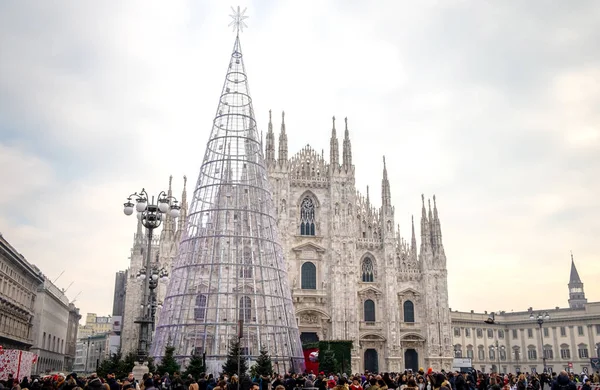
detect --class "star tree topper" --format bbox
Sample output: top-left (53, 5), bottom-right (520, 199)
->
top-left (229, 6), bottom-right (249, 34)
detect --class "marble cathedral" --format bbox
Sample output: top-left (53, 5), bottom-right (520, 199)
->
top-left (120, 114), bottom-right (454, 372)
top-left (263, 112), bottom-right (453, 372)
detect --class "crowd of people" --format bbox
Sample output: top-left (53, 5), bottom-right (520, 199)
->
top-left (1, 369), bottom-right (599, 390)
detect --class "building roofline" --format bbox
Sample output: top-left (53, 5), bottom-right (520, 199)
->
top-left (0, 233), bottom-right (45, 284)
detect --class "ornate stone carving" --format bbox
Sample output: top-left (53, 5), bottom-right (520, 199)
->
top-left (300, 314), bottom-right (319, 324)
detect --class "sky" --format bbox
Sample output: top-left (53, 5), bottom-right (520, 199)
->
top-left (0, 1), bottom-right (599, 322)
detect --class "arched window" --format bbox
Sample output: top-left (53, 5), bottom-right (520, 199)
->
top-left (361, 257), bottom-right (374, 282)
top-left (527, 345), bottom-right (537, 360)
top-left (500, 348), bottom-right (507, 361)
top-left (300, 197), bottom-right (316, 236)
top-left (513, 346), bottom-right (521, 361)
top-left (301, 262), bottom-right (317, 290)
top-left (543, 344), bottom-right (553, 359)
top-left (364, 299), bottom-right (375, 322)
top-left (578, 343), bottom-right (589, 358)
top-left (403, 300), bottom-right (415, 323)
top-left (194, 294), bottom-right (207, 321)
top-left (466, 345), bottom-right (474, 359)
top-left (560, 344), bottom-right (570, 359)
top-left (454, 344), bottom-right (463, 358)
top-left (498, 329), bottom-right (505, 339)
top-left (489, 346), bottom-right (495, 360)
top-left (239, 296), bottom-right (252, 322)
top-left (477, 345), bottom-right (485, 360)
top-left (240, 249), bottom-right (252, 278)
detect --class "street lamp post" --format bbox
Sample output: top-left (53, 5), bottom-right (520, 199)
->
top-left (137, 265), bottom-right (169, 333)
top-left (123, 189), bottom-right (180, 363)
top-left (484, 312), bottom-right (505, 373)
top-left (493, 340), bottom-right (505, 374)
top-left (529, 309), bottom-right (550, 374)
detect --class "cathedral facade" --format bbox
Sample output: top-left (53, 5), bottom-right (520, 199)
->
top-left (264, 112), bottom-right (453, 373)
top-left (120, 115), bottom-right (454, 373)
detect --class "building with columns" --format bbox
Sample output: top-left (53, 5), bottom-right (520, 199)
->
top-left (0, 233), bottom-right (44, 350)
top-left (264, 112), bottom-right (453, 373)
top-left (450, 257), bottom-right (600, 374)
top-left (30, 277), bottom-right (80, 374)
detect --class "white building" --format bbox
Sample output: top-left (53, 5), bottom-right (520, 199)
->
top-left (121, 117), bottom-right (454, 373)
top-left (264, 114), bottom-right (453, 373)
top-left (450, 257), bottom-right (600, 374)
top-left (73, 332), bottom-right (111, 374)
top-left (30, 277), bottom-right (79, 374)
top-left (0, 233), bottom-right (44, 350)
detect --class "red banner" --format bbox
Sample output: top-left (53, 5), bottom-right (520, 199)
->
top-left (303, 348), bottom-right (319, 374)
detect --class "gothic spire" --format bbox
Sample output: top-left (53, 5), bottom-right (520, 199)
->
top-left (420, 194), bottom-right (431, 254)
top-left (382, 156), bottom-right (391, 207)
top-left (330, 116), bottom-right (339, 169)
top-left (136, 213), bottom-right (143, 244)
top-left (342, 117), bottom-right (352, 170)
top-left (265, 109), bottom-right (276, 164)
top-left (161, 175), bottom-right (176, 240)
top-left (177, 175), bottom-right (187, 233)
top-left (278, 111), bottom-right (288, 163)
top-left (432, 195), bottom-right (444, 253)
top-left (411, 215), bottom-right (417, 256)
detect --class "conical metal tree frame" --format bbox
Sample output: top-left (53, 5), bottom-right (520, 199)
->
top-left (151, 34), bottom-right (304, 374)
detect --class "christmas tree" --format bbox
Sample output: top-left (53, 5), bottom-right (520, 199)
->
top-left (254, 347), bottom-right (273, 377)
top-left (157, 345), bottom-right (181, 375)
top-left (318, 348), bottom-right (338, 375)
top-left (221, 338), bottom-right (248, 377)
top-left (184, 353), bottom-right (206, 380)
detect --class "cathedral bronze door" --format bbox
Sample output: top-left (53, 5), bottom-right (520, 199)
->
top-left (404, 349), bottom-right (418, 372)
top-left (364, 349), bottom-right (378, 373)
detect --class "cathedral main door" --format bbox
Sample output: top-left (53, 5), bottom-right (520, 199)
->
top-left (404, 349), bottom-right (418, 372)
top-left (300, 332), bottom-right (319, 343)
top-left (364, 349), bottom-right (379, 373)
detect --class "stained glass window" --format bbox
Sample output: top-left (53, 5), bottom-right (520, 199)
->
top-left (361, 257), bottom-right (374, 282)
top-left (300, 197), bottom-right (315, 236)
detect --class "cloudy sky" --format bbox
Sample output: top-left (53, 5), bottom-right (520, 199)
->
top-left (1, 1), bottom-right (599, 322)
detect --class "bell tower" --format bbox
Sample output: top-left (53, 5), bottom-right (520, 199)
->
top-left (568, 252), bottom-right (587, 309)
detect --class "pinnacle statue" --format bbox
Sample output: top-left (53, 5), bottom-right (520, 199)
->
top-left (150, 20), bottom-right (304, 373)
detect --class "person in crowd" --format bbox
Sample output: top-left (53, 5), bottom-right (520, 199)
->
top-left (550, 371), bottom-right (575, 390)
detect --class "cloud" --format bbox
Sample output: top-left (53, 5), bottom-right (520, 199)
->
top-left (1, 1), bottom-right (599, 319)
